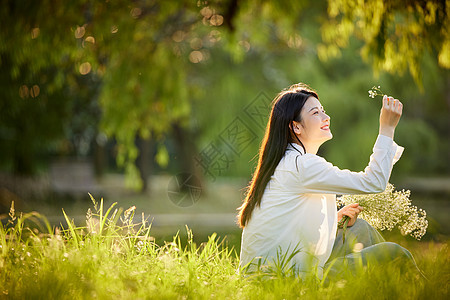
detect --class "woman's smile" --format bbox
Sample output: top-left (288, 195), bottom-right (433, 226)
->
top-left (321, 124), bottom-right (330, 131)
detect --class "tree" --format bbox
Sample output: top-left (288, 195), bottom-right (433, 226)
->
top-left (0, 0), bottom-right (101, 174)
top-left (1, 0), bottom-right (448, 188)
top-left (318, 0), bottom-right (450, 87)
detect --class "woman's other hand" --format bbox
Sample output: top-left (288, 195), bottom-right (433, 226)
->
top-left (379, 95), bottom-right (403, 139)
top-left (337, 203), bottom-right (363, 227)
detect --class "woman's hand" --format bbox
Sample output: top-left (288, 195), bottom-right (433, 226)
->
top-left (337, 203), bottom-right (363, 227)
top-left (379, 95), bottom-right (403, 139)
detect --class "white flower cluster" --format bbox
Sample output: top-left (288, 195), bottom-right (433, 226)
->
top-left (337, 183), bottom-right (428, 240)
top-left (368, 85), bottom-right (383, 98)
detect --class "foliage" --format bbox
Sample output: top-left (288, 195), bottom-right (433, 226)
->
top-left (0, 0), bottom-right (103, 174)
top-left (1, 0), bottom-right (448, 183)
top-left (319, 0), bottom-right (450, 87)
top-left (1, 198), bottom-right (449, 299)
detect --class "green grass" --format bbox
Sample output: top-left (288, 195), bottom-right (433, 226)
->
top-left (1, 198), bottom-right (449, 299)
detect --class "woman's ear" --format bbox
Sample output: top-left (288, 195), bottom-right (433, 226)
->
top-left (291, 121), bottom-right (301, 135)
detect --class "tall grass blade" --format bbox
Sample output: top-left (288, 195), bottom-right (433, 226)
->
top-left (62, 208), bottom-right (79, 248)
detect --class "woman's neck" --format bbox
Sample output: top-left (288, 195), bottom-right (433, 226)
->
top-left (291, 140), bottom-right (320, 155)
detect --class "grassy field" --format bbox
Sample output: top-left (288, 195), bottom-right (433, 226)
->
top-left (1, 195), bottom-right (448, 299)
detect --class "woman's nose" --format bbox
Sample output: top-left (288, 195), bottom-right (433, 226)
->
top-left (322, 112), bottom-right (330, 121)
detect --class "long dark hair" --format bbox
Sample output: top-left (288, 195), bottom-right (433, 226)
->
top-left (237, 83), bottom-right (319, 228)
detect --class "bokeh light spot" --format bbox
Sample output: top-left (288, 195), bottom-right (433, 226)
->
top-left (238, 40), bottom-right (251, 52)
top-left (287, 34), bottom-right (303, 49)
top-left (197, 0), bottom-right (208, 7)
top-left (210, 14), bottom-right (223, 26)
top-left (200, 7), bottom-right (213, 18)
top-left (30, 85), bottom-right (40, 98)
top-left (19, 85), bottom-right (29, 99)
top-left (189, 51), bottom-right (203, 63)
top-left (130, 7), bottom-right (142, 19)
top-left (74, 26), bottom-right (85, 39)
top-left (353, 243), bottom-right (364, 253)
top-left (79, 62), bottom-right (92, 75)
top-left (85, 36), bottom-right (95, 44)
top-left (31, 28), bottom-right (40, 39)
top-left (208, 30), bottom-right (221, 43)
top-left (172, 30), bottom-right (186, 43)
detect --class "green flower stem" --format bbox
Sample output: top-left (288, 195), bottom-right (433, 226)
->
top-left (338, 215), bottom-right (351, 243)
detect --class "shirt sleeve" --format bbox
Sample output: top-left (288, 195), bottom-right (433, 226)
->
top-left (296, 134), bottom-right (404, 194)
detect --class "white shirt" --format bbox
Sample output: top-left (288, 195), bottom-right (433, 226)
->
top-left (239, 134), bottom-right (404, 279)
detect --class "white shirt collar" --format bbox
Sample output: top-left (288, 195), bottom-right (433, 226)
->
top-left (286, 142), bottom-right (306, 155)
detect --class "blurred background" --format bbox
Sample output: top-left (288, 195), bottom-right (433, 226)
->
top-left (1, 0), bottom-right (449, 248)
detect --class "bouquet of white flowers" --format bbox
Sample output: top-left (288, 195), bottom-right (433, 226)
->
top-left (337, 183), bottom-right (428, 241)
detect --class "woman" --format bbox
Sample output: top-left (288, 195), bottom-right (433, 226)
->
top-left (237, 83), bottom-right (415, 280)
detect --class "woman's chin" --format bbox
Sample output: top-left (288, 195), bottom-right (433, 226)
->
top-left (317, 135), bottom-right (333, 146)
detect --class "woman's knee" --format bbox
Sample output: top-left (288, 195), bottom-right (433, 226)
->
top-left (382, 242), bottom-right (413, 258)
top-left (365, 242), bottom-right (413, 262)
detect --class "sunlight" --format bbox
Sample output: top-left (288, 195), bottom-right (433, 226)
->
top-left (30, 85), bottom-right (40, 98)
top-left (31, 27), bottom-right (40, 39)
top-left (210, 14), bottom-right (223, 26)
top-left (130, 7), bottom-right (142, 19)
top-left (85, 36), bottom-right (95, 44)
top-left (74, 25), bottom-right (85, 39)
top-left (238, 41), bottom-right (251, 52)
top-left (79, 62), bottom-right (92, 75)
top-left (18, 85), bottom-right (29, 99)
top-left (172, 30), bottom-right (186, 43)
top-left (189, 50), bottom-right (203, 63)
top-left (200, 7), bottom-right (213, 18)
top-left (208, 30), bottom-right (221, 43)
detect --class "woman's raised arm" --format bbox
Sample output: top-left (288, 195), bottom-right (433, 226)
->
top-left (293, 96), bottom-right (404, 195)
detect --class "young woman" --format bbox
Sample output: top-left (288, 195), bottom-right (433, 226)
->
top-left (237, 83), bottom-right (416, 280)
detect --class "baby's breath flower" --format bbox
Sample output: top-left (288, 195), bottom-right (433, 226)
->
top-left (337, 183), bottom-right (428, 240)
top-left (368, 85), bottom-right (384, 99)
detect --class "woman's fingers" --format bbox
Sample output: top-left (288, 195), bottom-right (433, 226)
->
top-left (384, 95), bottom-right (403, 115)
top-left (395, 99), bottom-right (403, 114)
top-left (338, 203), bottom-right (364, 226)
top-left (343, 208), bottom-right (360, 218)
top-left (383, 95), bottom-right (389, 108)
top-left (342, 211), bottom-right (354, 218)
top-left (346, 203), bottom-right (363, 212)
top-left (379, 95), bottom-right (403, 138)
top-left (386, 96), bottom-right (396, 109)
top-left (338, 203), bottom-right (363, 220)
top-left (340, 205), bottom-right (363, 220)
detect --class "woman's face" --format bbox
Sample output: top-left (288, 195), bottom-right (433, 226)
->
top-left (293, 96), bottom-right (332, 151)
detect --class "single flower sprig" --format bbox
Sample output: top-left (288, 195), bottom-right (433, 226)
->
top-left (368, 85), bottom-right (384, 98)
